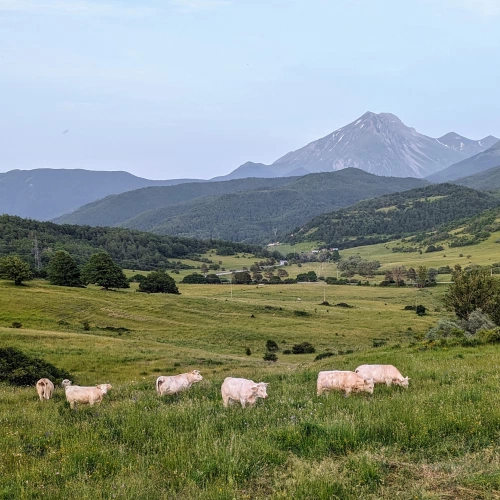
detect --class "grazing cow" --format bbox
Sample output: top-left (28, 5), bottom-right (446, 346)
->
top-left (156, 370), bottom-right (203, 396)
top-left (64, 383), bottom-right (112, 409)
top-left (36, 378), bottom-right (55, 401)
top-left (221, 377), bottom-right (269, 408)
top-left (317, 370), bottom-right (374, 397)
top-left (355, 364), bottom-right (410, 388)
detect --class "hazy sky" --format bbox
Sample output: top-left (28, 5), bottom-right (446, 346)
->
top-left (1, 0), bottom-right (499, 179)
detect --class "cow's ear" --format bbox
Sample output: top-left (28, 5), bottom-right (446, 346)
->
top-left (251, 385), bottom-right (259, 393)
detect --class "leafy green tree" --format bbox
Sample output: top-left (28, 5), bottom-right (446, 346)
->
top-left (138, 270), bottom-right (179, 294)
top-left (0, 256), bottom-right (33, 285)
top-left (416, 266), bottom-right (428, 288)
top-left (47, 251), bottom-right (82, 287)
top-left (182, 273), bottom-right (207, 284)
top-left (81, 252), bottom-right (129, 290)
top-left (444, 268), bottom-right (500, 322)
top-left (232, 271), bottom-right (252, 284)
top-left (407, 267), bottom-right (417, 281)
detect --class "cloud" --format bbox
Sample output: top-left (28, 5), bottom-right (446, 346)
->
top-left (0, 0), bottom-right (154, 17)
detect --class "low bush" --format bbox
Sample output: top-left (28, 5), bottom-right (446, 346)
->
top-left (314, 352), bottom-right (335, 361)
top-left (416, 305), bottom-right (426, 316)
top-left (263, 352), bottom-right (278, 362)
top-left (403, 305), bottom-right (416, 311)
top-left (292, 342), bottom-right (315, 354)
top-left (426, 319), bottom-right (465, 341)
top-left (335, 302), bottom-right (353, 308)
top-left (11, 322), bottom-right (22, 328)
top-left (0, 347), bottom-right (72, 386)
top-left (266, 340), bottom-right (279, 352)
top-left (463, 309), bottom-right (496, 334)
top-left (293, 310), bottom-right (311, 317)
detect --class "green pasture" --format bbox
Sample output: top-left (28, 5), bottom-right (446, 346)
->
top-left (1, 279), bottom-right (500, 498)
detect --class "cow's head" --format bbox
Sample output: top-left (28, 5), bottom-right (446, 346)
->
top-left (256, 382), bottom-right (269, 399)
top-left (97, 384), bottom-right (112, 393)
top-left (398, 376), bottom-right (410, 388)
top-left (363, 378), bottom-right (375, 394)
top-left (61, 379), bottom-right (72, 388)
top-left (191, 370), bottom-right (203, 382)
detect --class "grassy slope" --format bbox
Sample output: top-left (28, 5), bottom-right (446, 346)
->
top-left (2, 279), bottom-right (500, 498)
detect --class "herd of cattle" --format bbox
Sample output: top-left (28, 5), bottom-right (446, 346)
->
top-left (35, 364), bottom-right (409, 409)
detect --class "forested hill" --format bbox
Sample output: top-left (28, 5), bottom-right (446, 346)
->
top-left (58, 169), bottom-right (428, 244)
top-left (287, 184), bottom-right (500, 249)
top-left (454, 165), bottom-right (500, 191)
top-left (54, 176), bottom-right (295, 227)
top-left (0, 215), bottom-right (279, 271)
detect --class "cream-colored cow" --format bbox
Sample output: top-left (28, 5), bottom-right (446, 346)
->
top-left (36, 378), bottom-right (55, 401)
top-left (317, 370), bottom-right (374, 397)
top-left (156, 370), bottom-right (203, 396)
top-left (221, 377), bottom-right (269, 408)
top-left (64, 383), bottom-right (112, 409)
top-left (355, 365), bottom-right (410, 388)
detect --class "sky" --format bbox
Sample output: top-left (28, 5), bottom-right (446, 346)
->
top-left (1, 0), bottom-right (499, 180)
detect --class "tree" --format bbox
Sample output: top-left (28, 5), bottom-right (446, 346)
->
top-left (232, 271), bottom-right (252, 284)
top-left (277, 269), bottom-right (289, 278)
top-left (416, 266), bottom-right (428, 288)
top-left (0, 256), bottom-right (33, 286)
top-left (407, 267), bottom-right (417, 282)
top-left (47, 251), bottom-right (82, 287)
top-left (138, 270), bottom-right (179, 294)
top-left (392, 266), bottom-right (406, 286)
top-left (81, 252), bottom-right (129, 290)
top-left (427, 268), bottom-right (438, 283)
top-left (444, 268), bottom-right (500, 322)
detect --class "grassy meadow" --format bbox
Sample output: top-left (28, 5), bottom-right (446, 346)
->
top-left (1, 275), bottom-right (500, 498)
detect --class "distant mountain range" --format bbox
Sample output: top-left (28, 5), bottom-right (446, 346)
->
top-left (220, 112), bottom-right (498, 180)
top-left (427, 140), bottom-right (500, 183)
top-left (0, 169), bottom-right (201, 221)
top-left (55, 168), bottom-right (428, 243)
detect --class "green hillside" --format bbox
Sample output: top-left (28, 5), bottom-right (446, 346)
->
top-left (0, 215), bottom-right (280, 271)
top-left (120, 169), bottom-right (428, 243)
top-left (2, 279), bottom-right (500, 498)
top-left (54, 176), bottom-right (294, 226)
top-left (454, 164), bottom-right (500, 191)
top-left (288, 183), bottom-right (500, 249)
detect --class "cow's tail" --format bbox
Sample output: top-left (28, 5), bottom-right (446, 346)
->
top-left (156, 377), bottom-right (162, 395)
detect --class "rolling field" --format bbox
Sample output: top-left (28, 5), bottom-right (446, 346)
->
top-left (1, 279), bottom-right (500, 498)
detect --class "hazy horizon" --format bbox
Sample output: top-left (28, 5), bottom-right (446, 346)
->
top-left (1, 0), bottom-right (499, 180)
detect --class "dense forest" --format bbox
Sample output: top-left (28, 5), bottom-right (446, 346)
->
top-left (0, 215), bottom-right (281, 271)
top-left (55, 169), bottom-right (427, 244)
top-left (288, 184), bottom-right (500, 249)
top-left (119, 169), bottom-right (427, 243)
top-left (454, 164), bottom-right (500, 191)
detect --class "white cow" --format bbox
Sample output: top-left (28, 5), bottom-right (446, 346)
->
top-left (36, 378), bottom-right (55, 401)
top-left (355, 364), bottom-right (410, 388)
top-left (317, 370), bottom-right (374, 397)
top-left (221, 377), bottom-right (269, 408)
top-left (156, 370), bottom-right (203, 396)
top-left (64, 383), bottom-right (112, 409)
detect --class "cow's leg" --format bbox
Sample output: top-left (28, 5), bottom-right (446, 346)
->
top-left (385, 379), bottom-right (393, 387)
top-left (240, 398), bottom-right (247, 408)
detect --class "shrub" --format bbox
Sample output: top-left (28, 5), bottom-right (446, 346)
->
top-left (263, 352), bottom-right (278, 362)
top-left (403, 305), bottom-right (416, 311)
top-left (416, 305), bottom-right (426, 316)
top-left (335, 302), bottom-right (353, 308)
top-left (266, 340), bottom-right (279, 352)
top-left (478, 327), bottom-right (500, 344)
top-left (82, 320), bottom-right (90, 331)
top-left (463, 309), bottom-right (496, 334)
top-left (293, 310), bottom-right (311, 317)
top-left (138, 270), bottom-right (179, 294)
top-left (319, 301), bottom-right (331, 306)
top-left (0, 347), bottom-right (72, 386)
top-left (129, 274), bottom-right (147, 283)
top-left (292, 342), bottom-right (315, 354)
top-left (11, 322), bottom-right (22, 329)
top-left (372, 338), bottom-right (386, 347)
top-left (314, 352), bottom-right (335, 361)
top-left (426, 319), bottom-right (465, 341)
top-left (245, 347), bottom-right (252, 356)
top-left (282, 349), bottom-right (292, 355)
